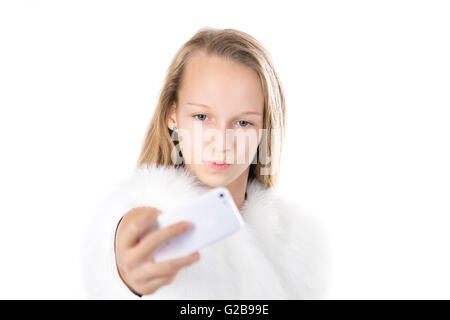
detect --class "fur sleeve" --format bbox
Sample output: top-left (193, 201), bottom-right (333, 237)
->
top-left (81, 164), bottom-right (205, 299)
top-left (82, 178), bottom-right (143, 299)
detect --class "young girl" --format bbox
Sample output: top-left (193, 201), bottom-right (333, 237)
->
top-left (83, 27), bottom-right (330, 299)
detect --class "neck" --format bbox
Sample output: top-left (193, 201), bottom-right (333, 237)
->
top-left (225, 167), bottom-right (250, 211)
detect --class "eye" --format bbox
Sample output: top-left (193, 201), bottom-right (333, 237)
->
top-left (237, 120), bottom-right (253, 127)
top-left (193, 114), bottom-right (208, 121)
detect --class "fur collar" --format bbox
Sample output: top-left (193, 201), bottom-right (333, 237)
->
top-left (82, 164), bottom-right (330, 299)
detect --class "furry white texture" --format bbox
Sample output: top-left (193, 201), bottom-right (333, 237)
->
top-left (82, 164), bottom-right (331, 299)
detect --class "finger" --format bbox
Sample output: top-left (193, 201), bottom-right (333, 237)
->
top-left (129, 220), bottom-right (192, 263)
top-left (133, 251), bottom-right (200, 282)
top-left (117, 207), bottom-right (161, 251)
top-left (137, 273), bottom-right (178, 296)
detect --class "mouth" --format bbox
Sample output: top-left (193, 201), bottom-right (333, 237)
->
top-left (204, 160), bottom-right (232, 172)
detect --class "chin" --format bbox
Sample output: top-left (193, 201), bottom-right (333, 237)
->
top-left (199, 172), bottom-right (233, 187)
top-left (189, 165), bottom-right (236, 187)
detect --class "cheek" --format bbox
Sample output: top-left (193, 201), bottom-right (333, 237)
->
top-left (176, 127), bottom-right (209, 164)
top-left (234, 129), bottom-right (260, 155)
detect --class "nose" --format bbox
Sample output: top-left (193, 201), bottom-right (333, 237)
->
top-left (208, 126), bottom-right (234, 158)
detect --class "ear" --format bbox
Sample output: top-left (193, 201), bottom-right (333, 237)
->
top-left (167, 103), bottom-right (177, 130)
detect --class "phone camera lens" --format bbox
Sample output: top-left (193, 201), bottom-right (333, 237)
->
top-left (219, 193), bottom-right (224, 198)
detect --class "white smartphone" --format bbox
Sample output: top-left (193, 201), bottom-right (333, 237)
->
top-left (147, 187), bottom-right (244, 263)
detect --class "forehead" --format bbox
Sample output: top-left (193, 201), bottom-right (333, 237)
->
top-left (178, 51), bottom-right (264, 112)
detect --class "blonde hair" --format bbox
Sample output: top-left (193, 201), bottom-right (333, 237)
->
top-left (137, 27), bottom-right (286, 187)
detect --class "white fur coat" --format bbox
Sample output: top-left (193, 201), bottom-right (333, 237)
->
top-left (82, 164), bottom-right (331, 299)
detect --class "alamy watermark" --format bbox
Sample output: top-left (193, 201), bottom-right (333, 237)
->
top-left (170, 121), bottom-right (281, 176)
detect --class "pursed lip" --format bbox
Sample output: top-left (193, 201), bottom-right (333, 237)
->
top-left (204, 160), bottom-right (232, 171)
top-left (205, 160), bottom-right (232, 165)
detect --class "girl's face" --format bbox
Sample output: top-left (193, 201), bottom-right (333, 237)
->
top-left (168, 51), bottom-right (264, 187)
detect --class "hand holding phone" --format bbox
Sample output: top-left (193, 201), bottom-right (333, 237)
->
top-left (114, 207), bottom-right (201, 296)
top-left (148, 187), bottom-right (244, 263)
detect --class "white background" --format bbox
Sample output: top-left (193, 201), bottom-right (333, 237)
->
top-left (0, 0), bottom-right (449, 299)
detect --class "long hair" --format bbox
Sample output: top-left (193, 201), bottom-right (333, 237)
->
top-left (137, 27), bottom-right (286, 187)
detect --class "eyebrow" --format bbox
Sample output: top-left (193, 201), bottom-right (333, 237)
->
top-left (186, 102), bottom-right (262, 116)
